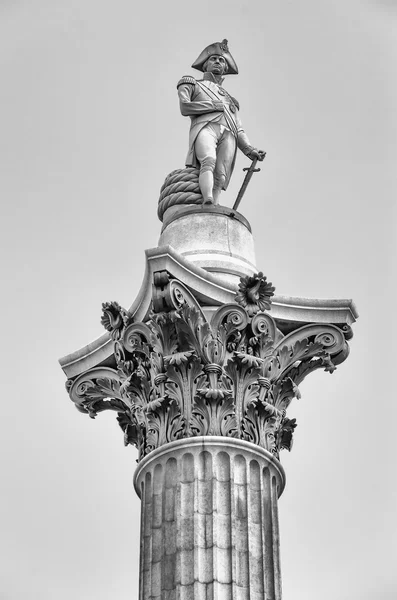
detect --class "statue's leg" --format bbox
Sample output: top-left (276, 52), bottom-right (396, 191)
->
top-left (195, 125), bottom-right (218, 204)
top-left (213, 130), bottom-right (237, 204)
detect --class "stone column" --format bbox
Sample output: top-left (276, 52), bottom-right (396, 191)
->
top-left (134, 437), bottom-right (285, 600)
top-left (63, 247), bottom-right (355, 599)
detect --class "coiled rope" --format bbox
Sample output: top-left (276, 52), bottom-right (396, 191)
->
top-left (158, 167), bottom-right (203, 221)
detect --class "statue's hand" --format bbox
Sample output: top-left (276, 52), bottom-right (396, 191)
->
top-left (247, 148), bottom-right (266, 161)
top-left (214, 102), bottom-right (224, 112)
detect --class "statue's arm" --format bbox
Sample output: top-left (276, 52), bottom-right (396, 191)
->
top-left (177, 79), bottom-right (223, 117)
top-left (237, 126), bottom-right (253, 156)
top-left (236, 112), bottom-right (265, 160)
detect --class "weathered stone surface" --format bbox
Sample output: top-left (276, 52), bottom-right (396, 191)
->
top-left (134, 437), bottom-right (284, 600)
top-left (65, 284), bottom-right (352, 464)
top-left (59, 208), bottom-right (357, 600)
top-left (158, 205), bottom-right (257, 287)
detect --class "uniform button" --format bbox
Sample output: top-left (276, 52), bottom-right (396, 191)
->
top-left (229, 104), bottom-right (236, 113)
top-left (218, 88), bottom-right (225, 95)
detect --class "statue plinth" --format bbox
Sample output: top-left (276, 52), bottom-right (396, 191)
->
top-left (60, 207), bottom-right (357, 598)
top-left (134, 437), bottom-right (285, 599)
top-left (159, 204), bottom-right (256, 288)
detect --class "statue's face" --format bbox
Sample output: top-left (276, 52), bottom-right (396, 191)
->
top-left (205, 55), bottom-right (227, 75)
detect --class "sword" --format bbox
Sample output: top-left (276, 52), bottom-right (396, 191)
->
top-left (232, 153), bottom-right (266, 212)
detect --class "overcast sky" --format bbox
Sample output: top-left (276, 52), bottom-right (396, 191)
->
top-left (1, 1), bottom-right (396, 599)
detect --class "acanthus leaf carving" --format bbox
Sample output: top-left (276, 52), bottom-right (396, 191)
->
top-left (117, 411), bottom-right (144, 452)
top-left (165, 355), bottom-right (205, 437)
top-left (164, 351), bottom-right (194, 366)
top-left (191, 392), bottom-right (237, 438)
top-left (269, 377), bottom-right (297, 414)
top-left (225, 353), bottom-right (261, 439)
top-left (174, 304), bottom-right (213, 363)
top-left (66, 368), bottom-right (127, 418)
top-left (149, 312), bottom-right (178, 357)
top-left (242, 402), bottom-right (282, 456)
top-left (123, 372), bottom-right (152, 415)
top-left (265, 338), bottom-right (324, 382)
top-left (146, 397), bottom-right (185, 453)
top-left (278, 417), bottom-right (298, 452)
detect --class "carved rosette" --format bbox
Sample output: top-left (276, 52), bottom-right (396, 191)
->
top-left (66, 272), bottom-right (351, 462)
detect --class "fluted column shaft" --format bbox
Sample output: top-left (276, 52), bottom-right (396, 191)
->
top-left (134, 437), bottom-right (285, 600)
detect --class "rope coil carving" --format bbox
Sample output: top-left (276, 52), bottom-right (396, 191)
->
top-left (158, 168), bottom-right (203, 221)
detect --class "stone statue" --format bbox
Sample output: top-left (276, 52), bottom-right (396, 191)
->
top-left (60, 38), bottom-right (358, 600)
top-left (177, 39), bottom-right (265, 205)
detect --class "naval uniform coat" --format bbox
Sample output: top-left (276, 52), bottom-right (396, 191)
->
top-left (177, 74), bottom-right (253, 190)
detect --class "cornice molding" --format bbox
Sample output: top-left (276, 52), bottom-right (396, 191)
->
top-left (59, 246), bottom-right (357, 379)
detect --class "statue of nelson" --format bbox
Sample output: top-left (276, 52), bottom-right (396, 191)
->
top-left (177, 39), bottom-right (265, 205)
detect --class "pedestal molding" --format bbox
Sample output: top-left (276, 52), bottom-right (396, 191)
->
top-left (134, 436), bottom-right (286, 498)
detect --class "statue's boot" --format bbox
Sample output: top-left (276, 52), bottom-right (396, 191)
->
top-left (199, 170), bottom-right (215, 204)
top-left (213, 186), bottom-right (222, 205)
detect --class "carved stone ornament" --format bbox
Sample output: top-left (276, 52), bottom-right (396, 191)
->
top-left (100, 301), bottom-right (134, 340)
top-left (66, 270), bottom-right (351, 462)
top-left (235, 271), bottom-right (275, 316)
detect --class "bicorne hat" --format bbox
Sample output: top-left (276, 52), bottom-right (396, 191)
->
top-left (191, 39), bottom-right (238, 75)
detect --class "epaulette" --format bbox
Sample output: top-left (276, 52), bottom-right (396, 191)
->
top-left (230, 96), bottom-right (240, 110)
top-left (177, 75), bottom-right (196, 89)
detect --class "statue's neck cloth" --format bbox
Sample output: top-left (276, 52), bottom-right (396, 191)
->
top-left (202, 72), bottom-right (225, 86)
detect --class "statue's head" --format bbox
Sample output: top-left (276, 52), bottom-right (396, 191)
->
top-left (191, 39), bottom-right (238, 75)
top-left (203, 55), bottom-right (229, 76)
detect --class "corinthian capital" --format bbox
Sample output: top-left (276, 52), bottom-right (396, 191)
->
top-left (65, 271), bottom-right (352, 461)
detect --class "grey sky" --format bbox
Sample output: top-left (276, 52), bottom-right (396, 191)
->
top-left (0, 1), bottom-right (396, 599)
